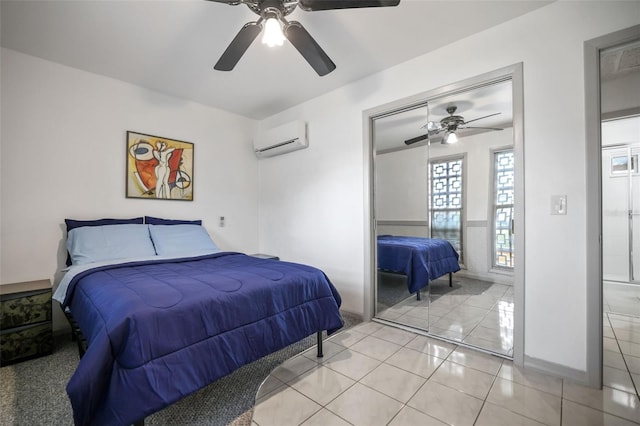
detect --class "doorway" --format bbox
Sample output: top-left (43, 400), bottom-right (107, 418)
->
top-left (600, 44), bottom-right (640, 345)
top-left (602, 123), bottom-right (640, 285)
top-left (585, 26), bottom-right (640, 388)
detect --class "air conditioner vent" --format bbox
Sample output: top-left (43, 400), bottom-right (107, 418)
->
top-left (254, 121), bottom-right (308, 158)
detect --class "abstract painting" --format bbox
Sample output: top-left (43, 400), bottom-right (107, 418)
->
top-left (126, 131), bottom-right (194, 201)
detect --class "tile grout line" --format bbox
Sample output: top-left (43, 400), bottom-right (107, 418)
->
top-left (326, 324), bottom-right (459, 425)
top-left (471, 365), bottom-right (501, 426)
top-left (324, 328), bottom-right (423, 426)
top-left (381, 333), bottom-right (460, 426)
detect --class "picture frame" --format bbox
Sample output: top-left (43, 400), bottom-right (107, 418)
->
top-left (126, 131), bottom-right (194, 201)
top-left (610, 153), bottom-right (638, 177)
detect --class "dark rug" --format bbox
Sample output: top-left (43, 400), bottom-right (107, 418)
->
top-left (377, 272), bottom-right (469, 312)
top-left (0, 311), bottom-right (361, 426)
top-left (376, 271), bottom-right (412, 312)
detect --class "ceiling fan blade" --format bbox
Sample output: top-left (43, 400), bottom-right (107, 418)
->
top-left (461, 126), bottom-right (504, 131)
top-left (404, 134), bottom-right (429, 145)
top-left (298, 0), bottom-right (400, 11)
top-left (420, 121), bottom-right (442, 132)
top-left (204, 0), bottom-right (242, 4)
top-left (214, 22), bottom-right (262, 71)
top-left (284, 21), bottom-right (336, 76)
top-left (462, 112), bottom-right (501, 125)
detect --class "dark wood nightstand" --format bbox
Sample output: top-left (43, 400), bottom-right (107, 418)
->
top-left (250, 253), bottom-right (280, 260)
top-left (0, 279), bottom-right (53, 366)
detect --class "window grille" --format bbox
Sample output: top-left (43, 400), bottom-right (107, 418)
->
top-left (430, 157), bottom-right (464, 263)
top-left (493, 149), bottom-right (515, 269)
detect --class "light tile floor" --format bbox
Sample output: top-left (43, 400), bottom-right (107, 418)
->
top-left (378, 276), bottom-right (514, 357)
top-left (253, 318), bottom-right (640, 426)
top-left (604, 281), bottom-right (640, 317)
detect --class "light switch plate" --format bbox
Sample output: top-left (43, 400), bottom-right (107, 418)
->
top-left (551, 195), bottom-right (567, 215)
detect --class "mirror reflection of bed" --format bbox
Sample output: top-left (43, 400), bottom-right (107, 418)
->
top-left (372, 76), bottom-right (516, 358)
top-left (375, 234), bottom-right (460, 329)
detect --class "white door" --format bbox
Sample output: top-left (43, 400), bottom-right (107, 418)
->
top-left (602, 116), bottom-right (640, 284)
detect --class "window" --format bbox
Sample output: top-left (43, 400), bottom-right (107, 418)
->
top-left (493, 149), bottom-right (515, 269)
top-left (430, 157), bottom-right (464, 263)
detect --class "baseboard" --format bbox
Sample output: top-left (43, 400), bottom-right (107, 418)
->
top-left (53, 328), bottom-right (71, 338)
top-left (524, 354), bottom-right (589, 385)
top-left (339, 309), bottom-right (363, 322)
top-left (455, 269), bottom-right (513, 285)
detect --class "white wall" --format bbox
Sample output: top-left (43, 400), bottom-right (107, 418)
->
top-left (0, 48), bottom-right (260, 330)
top-left (375, 145), bottom-right (428, 222)
top-left (257, 2), bottom-right (640, 374)
top-left (602, 71), bottom-right (640, 115)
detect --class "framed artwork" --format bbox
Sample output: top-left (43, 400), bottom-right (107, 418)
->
top-left (610, 153), bottom-right (638, 177)
top-left (126, 131), bottom-right (194, 201)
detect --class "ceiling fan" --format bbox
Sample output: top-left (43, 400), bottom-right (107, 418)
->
top-left (404, 105), bottom-right (504, 146)
top-left (207, 0), bottom-right (400, 76)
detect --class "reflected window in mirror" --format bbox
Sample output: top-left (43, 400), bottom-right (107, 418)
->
top-left (493, 149), bottom-right (515, 269)
top-left (429, 156), bottom-right (464, 263)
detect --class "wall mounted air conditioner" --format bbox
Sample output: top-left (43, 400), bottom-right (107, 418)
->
top-left (254, 120), bottom-right (308, 158)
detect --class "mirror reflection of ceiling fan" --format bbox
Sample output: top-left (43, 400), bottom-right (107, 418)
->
top-left (208, 0), bottom-right (401, 76)
top-left (404, 105), bottom-right (504, 146)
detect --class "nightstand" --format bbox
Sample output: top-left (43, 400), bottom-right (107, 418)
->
top-left (0, 279), bottom-right (53, 366)
top-left (250, 253), bottom-right (280, 260)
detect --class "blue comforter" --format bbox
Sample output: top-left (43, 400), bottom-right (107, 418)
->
top-left (377, 235), bottom-right (460, 293)
top-left (61, 252), bottom-right (343, 426)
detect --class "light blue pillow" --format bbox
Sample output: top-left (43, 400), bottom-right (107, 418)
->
top-left (148, 224), bottom-right (220, 257)
top-left (67, 224), bottom-right (156, 265)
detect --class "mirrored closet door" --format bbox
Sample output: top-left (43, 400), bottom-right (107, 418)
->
top-left (371, 73), bottom-right (519, 358)
top-left (425, 81), bottom-right (515, 357)
top-left (373, 103), bottom-right (431, 330)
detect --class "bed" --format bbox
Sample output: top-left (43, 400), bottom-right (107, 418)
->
top-left (53, 218), bottom-right (343, 426)
top-left (377, 235), bottom-right (461, 294)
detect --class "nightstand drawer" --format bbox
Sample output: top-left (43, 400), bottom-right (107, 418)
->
top-left (1, 290), bottom-right (52, 328)
top-left (1, 322), bottom-right (53, 364)
top-left (0, 279), bottom-right (53, 365)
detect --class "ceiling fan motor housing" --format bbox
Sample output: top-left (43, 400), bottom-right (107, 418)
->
top-left (406, 102), bottom-right (503, 146)
top-left (441, 115), bottom-right (465, 131)
top-left (251, 0), bottom-right (295, 17)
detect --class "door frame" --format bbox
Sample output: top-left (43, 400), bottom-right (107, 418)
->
top-left (584, 24), bottom-right (640, 388)
top-left (362, 63), bottom-right (525, 365)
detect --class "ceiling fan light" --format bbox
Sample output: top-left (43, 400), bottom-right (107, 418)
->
top-left (444, 131), bottom-right (458, 144)
top-left (262, 17), bottom-right (285, 47)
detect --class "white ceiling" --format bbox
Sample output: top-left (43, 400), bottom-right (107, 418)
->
top-left (0, 0), bottom-right (550, 120)
top-left (601, 39), bottom-right (640, 82)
